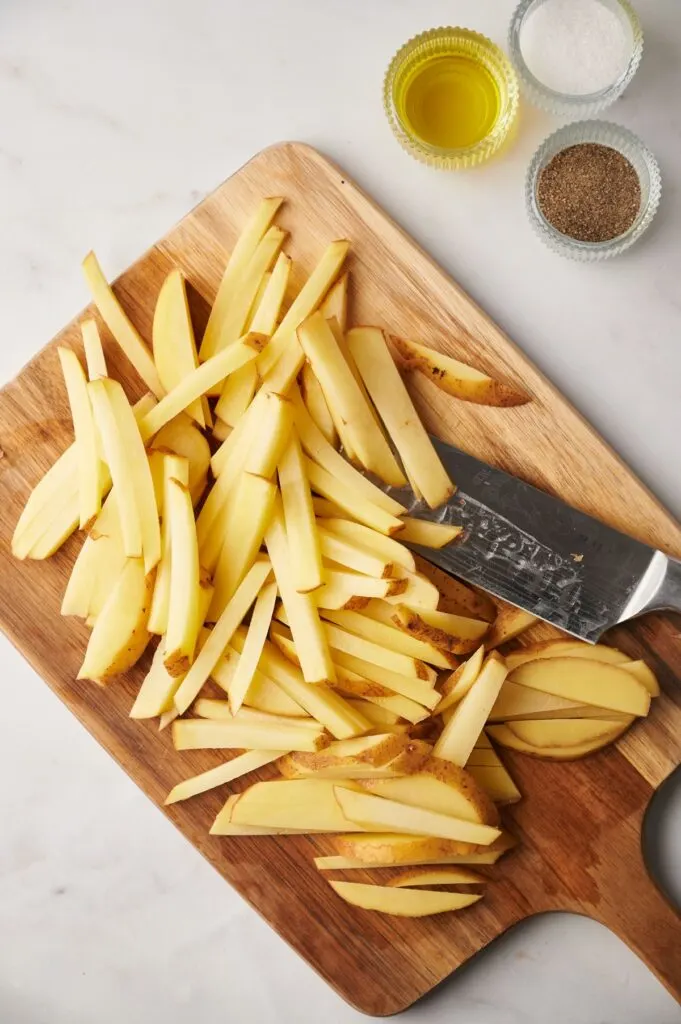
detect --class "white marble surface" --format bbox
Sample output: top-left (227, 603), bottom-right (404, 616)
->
top-left (0, 1), bottom-right (680, 1022)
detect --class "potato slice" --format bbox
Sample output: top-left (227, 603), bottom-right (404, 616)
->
top-left (468, 765), bottom-right (522, 805)
top-left (82, 251), bottom-right (163, 397)
top-left (319, 272), bottom-right (348, 331)
top-left (258, 241), bottom-right (350, 375)
top-left (388, 867), bottom-right (485, 887)
top-left (163, 473), bottom-right (201, 677)
top-left (231, 630), bottom-right (369, 739)
top-left (278, 433), bottom-right (323, 593)
top-left (228, 581), bottom-right (278, 714)
top-left (391, 605), bottom-right (489, 654)
top-left (165, 749), bottom-right (282, 805)
top-left (78, 558), bottom-right (153, 682)
top-left (298, 313), bottom-right (406, 486)
top-left (332, 831), bottom-right (515, 866)
top-left (172, 717), bottom-right (325, 753)
top-left (488, 679), bottom-right (587, 722)
top-left (347, 327), bottom-right (455, 508)
top-left (397, 518), bottom-right (462, 549)
top-left (508, 657), bottom-right (651, 716)
top-left (150, 414), bottom-right (211, 507)
top-left (438, 646), bottom-right (486, 714)
top-left (200, 197), bottom-right (283, 358)
top-left (57, 347), bottom-right (102, 529)
top-left (140, 333), bottom-right (265, 440)
top-left (485, 607), bottom-right (538, 649)
top-left (487, 720), bottom-right (631, 760)
top-left (329, 880), bottom-right (481, 917)
top-left (504, 639), bottom-right (630, 671)
top-left (391, 336), bottom-right (529, 407)
top-left (209, 475), bottom-right (277, 620)
top-left (321, 608), bottom-right (455, 671)
top-left (266, 499), bottom-right (336, 684)
top-left (173, 559), bottom-right (272, 715)
top-left (434, 653), bottom-right (508, 765)
top-left (152, 269), bottom-right (204, 425)
top-left (81, 318), bottom-right (107, 379)
top-left (61, 492), bottom-right (125, 618)
top-left (230, 778), bottom-right (365, 832)
top-left (321, 519), bottom-right (414, 570)
top-left (503, 718), bottom-right (633, 748)
top-left (619, 660), bottom-right (660, 697)
top-left (334, 787), bottom-right (501, 845)
top-left (359, 757), bottom-right (499, 827)
top-left (211, 794), bottom-right (318, 836)
top-left (301, 363), bottom-right (338, 447)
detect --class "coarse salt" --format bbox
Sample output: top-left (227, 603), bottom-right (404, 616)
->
top-left (520, 0), bottom-right (634, 96)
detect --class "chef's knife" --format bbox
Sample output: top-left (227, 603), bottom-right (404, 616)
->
top-left (389, 438), bottom-right (681, 643)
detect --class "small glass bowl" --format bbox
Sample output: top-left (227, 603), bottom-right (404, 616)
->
top-left (526, 120), bottom-right (661, 261)
top-left (383, 27), bottom-right (519, 170)
top-left (508, 0), bottom-right (643, 117)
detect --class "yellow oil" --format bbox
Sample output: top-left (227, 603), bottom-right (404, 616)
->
top-left (399, 55), bottom-right (501, 150)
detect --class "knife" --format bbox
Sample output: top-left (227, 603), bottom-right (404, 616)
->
top-left (386, 438), bottom-right (681, 643)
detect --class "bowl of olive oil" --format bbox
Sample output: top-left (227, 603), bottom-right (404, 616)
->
top-left (384, 28), bottom-right (519, 169)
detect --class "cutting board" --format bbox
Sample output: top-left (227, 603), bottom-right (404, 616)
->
top-left (0, 143), bottom-right (679, 1017)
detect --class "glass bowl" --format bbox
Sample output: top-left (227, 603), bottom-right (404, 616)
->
top-left (526, 121), bottom-right (661, 261)
top-left (508, 0), bottom-right (643, 117)
top-left (383, 27), bottom-right (519, 170)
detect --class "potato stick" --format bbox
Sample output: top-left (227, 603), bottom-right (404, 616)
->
top-left (172, 718), bottom-right (325, 753)
top-left (139, 334), bottom-right (265, 440)
top-left (319, 272), bottom-right (348, 332)
top-left (265, 498), bottom-right (335, 684)
top-left (211, 226), bottom-right (285, 356)
top-left (250, 252), bottom-right (291, 334)
top-left (228, 581), bottom-right (278, 714)
top-left (318, 528), bottom-right (396, 579)
top-left (82, 251), bottom-right (164, 397)
top-left (278, 433), bottom-right (323, 593)
top-left (298, 313), bottom-right (405, 486)
top-left (321, 519), bottom-right (412, 569)
top-left (81, 319), bottom-right (107, 379)
top-left (215, 364), bottom-right (258, 427)
top-left (330, 649), bottom-right (439, 709)
top-left (291, 386), bottom-right (404, 515)
top-left (148, 455), bottom-right (188, 635)
top-left (258, 241), bottom-right (349, 375)
top-left (300, 363), bottom-right (338, 447)
top-left (61, 491), bottom-right (124, 618)
top-left (347, 327), bottom-right (455, 508)
top-left (244, 392), bottom-right (294, 478)
top-left (200, 197), bottom-right (283, 360)
top-left (315, 571), bottom-right (400, 611)
top-left (434, 654), bottom-right (509, 765)
top-left (173, 558), bottom-right (272, 715)
top-left (152, 269), bottom-right (204, 426)
top-left (57, 347), bottom-right (101, 530)
top-left (165, 750), bottom-right (282, 805)
top-left (164, 476), bottom-right (201, 676)
top-left (320, 608), bottom-right (454, 670)
top-left (304, 456), bottom-right (403, 536)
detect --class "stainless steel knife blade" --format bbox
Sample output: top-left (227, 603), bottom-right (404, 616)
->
top-left (386, 438), bottom-right (681, 642)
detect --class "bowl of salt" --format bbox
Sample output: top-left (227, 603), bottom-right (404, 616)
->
top-left (508, 0), bottom-right (643, 116)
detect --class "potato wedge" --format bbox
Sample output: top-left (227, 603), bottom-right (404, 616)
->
top-left (485, 607), bottom-right (538, 649)
top-left (329, 881), bottom-right (481, 917)
top-left (173, 558), bottom-right (272, 715)
top-left (152, 269), bottom-right (204, 425)
top-left (230, 778), bottom-right (365, 833)
top-left (334, 787), bottom-right (501, 845)
top-left (163, 474), bottom-right (201, 677)
top-left (397, 518), bottom-right (462, 549)
top-left (78, 558), bottom-right (153, 682)
top-left (390, 605), bottom-right (489, 654)
top-left (200, 197), bottom-right (283, 359)
top-left (228, 581), bottom-right (278, 714)
top-left (390, 336), bottom-right (529, 407)
top-left (172, 717), bottom-right (325, 753)
top-left (468, 765), bottom-right (522, 805)
top-left (298, 313), bottom-right (406, 487)
top-left (508, 657), bottom-right (651, 716)
top-left (503, 639), bottom-right (630, 672)
top-left (301, 363), bottom-right (338, 447)
top-left (57, 347), bottom-right (101, 529)
top-left (487, 720), bottom-right (631, 760)
top-left (332, 831), bottom-right (515, 867)
top-left (321, 608), bottom-right (455, 671)
top-left (433, 653), bottom-right (508, 765)
top-left (347, 327), bottom-right (455, 508)
top-left (437, 646), bottom-right (486, 714)
top-left (279, 433), bottom-right (323, 593)
top-left (165, 749), bottom-right (282, 805)
top-left (82, 251), bottom-right (164, 397)
top-left (388, 867), bottom-right (485, 887)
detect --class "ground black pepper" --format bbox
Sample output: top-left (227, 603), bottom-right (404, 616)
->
top-left (536, 143), bottom-right (641, 243)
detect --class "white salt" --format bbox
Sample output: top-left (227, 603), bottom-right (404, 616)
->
top-left (520, 0), bottom-right (634, 95)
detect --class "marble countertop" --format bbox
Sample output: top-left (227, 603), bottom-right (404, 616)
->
top-left (1, 1), bottom-right (680, 1022)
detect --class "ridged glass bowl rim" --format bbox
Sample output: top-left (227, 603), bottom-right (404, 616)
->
top-left (508, 0), bottom-right (643, 116)
top-left (383, 27), bottom-right (519, 169)
top-left (525, 120), bottom-right (662, 261)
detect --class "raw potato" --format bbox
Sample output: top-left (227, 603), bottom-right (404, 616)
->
top-left (78, 558), bottom-right (154, 682)
top-left (316, 571), bottom-right (406, 611)
top-left (301, 363), bottom-right (338, 447)
top-left (391, 605), bottom-right (489, 654)
top-left (163, 468), bottom-right (201, 677)
top-left (278, 739), bottom-right (431, 780)
top-left (485, 607), bottom-right (539, 649)
top-left (329, 647), bottom-right (440, 709)
top-left (397, 518), bottom-right (462, 548)
top-left (334, 786), bottom-right (501, 845)
top-left (152, 269), bottom-right (204, 425)
top-left (489, 680), bottom-right (596, 721)
top-left (320, 272), bottom-right (348, 331)
top-left (487, 720), bottom-right (630, 760)
top-left (298, 313), bottom-right (406, 487)
top-left (438, 646), bottom-right (485, 714)
top-left (468, 765), bottom-right (522, 805)
top-left (165, 749), bottom-right (282, 805)
top-left (503, 639), bottom-right (630, 672)
top-left (172, 717), bottom-right (326, 753)
top-left (388, 867), bottom-right (485, 887)
top-left (390, 336), bottom-right (529, 407)
top-left (278, 433), bottom-right (323, 594)
top-left (333, 831), bottom-right (515, 867)
top-left (150, 415), bottom-right (211, 507)
top-left (508, 657), bottom-right (651, 716)
top-left (304, 455), bottom-right (404, 536)
top-left (81, 318), bottom-right (107, 379)
top-left (320, 608), bottom-right (456, 671)
top-left (57, 347), bottom-right (101, 529)
top-left (329, 881), bottom-right (481, 917)
top-left (619, 660), bottom-right (661, 696)
top-left (277, 733), bottom-right (410, 773)
top-left (228, 581), bottom-right (278, 714)
top-left (321, 518), bottom-right (415, 571)
top-left (382, 569), bottom-right (440, 611)
top-left (318, 528), bottom-right (398, 579)
top-left (82, 250), bottom-right (164, 397)
top-left (61, 492), bottom-right (125, 618)
top-left (503, 718), bottom-right (633, 748)
top-left (433, 654), bottom-right (508, 766)
top-left (230, 778), bottom-right (365, 833)
top-left (347, 326), bottom-right (455, 508)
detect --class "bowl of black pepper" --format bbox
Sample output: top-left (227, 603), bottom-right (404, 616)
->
top-left (525, 120), bottom-right (661, 260)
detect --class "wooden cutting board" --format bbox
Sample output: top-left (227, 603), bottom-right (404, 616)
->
top-left (0, 142), bottom-right (679, 1016)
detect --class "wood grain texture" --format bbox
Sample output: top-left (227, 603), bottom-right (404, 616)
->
top-left (0, 143), bottom-right (679, 1016)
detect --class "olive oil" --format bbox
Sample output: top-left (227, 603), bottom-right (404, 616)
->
top-left (399, 55), bottom-right (501, 150)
